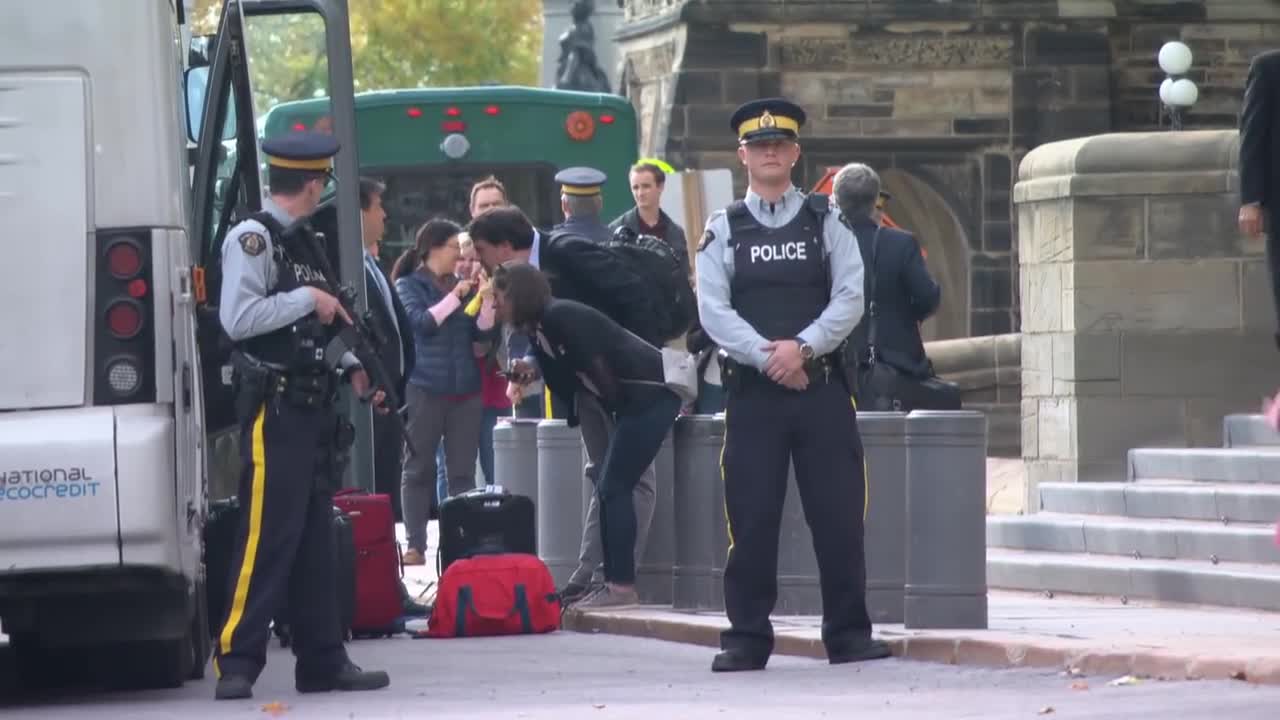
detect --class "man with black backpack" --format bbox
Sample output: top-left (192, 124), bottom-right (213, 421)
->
top-left (696, 98), bottom-right (891, 672)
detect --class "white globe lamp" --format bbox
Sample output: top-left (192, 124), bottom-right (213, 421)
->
top-left (1158, 41), bottom-right (1193, 76)
top-left (1156, 41), bottom-right (1196, 130)
top-left (1168, 78), bottom-right (1199, 107)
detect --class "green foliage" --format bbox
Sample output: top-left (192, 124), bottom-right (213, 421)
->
top-left (191, 0), bottom-right (543, 112)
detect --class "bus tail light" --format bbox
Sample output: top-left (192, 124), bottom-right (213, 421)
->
top-left (599, 113), bottom-right (615, 125)
top-left (485, 105), bottom-right (500, 116)
top-left (291, 122), bottom-right (307, 131)
top-left (94, 230), bottom-right (155, 405)
top-left (407, 106), bottom-right (423, 118)
top-left (445, 106), bottom-right (462, 117)
top-left (566, 110), bottom-right (595, 142)
top-left (442, 120), bottom-right (467, 133)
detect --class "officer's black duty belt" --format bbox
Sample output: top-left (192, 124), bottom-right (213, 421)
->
top-left (720, 353), bottom-right (838, 389)
top-left (231, 351), bottom-right (336, 411)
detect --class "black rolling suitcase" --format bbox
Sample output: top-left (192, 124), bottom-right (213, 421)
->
top-left (203, 497), bottom-right (357, 644)
top-left (203, 498), bottom-right (241, 640)
top-left (275, 506), bottom-right (358, 646)
top-left (437, 486), bottom-right (536, 575)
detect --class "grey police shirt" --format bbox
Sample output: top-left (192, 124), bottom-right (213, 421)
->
top-left (695, 186), bottom-right (865, 372)
top-left (219, 200), bottom-right (358, 369)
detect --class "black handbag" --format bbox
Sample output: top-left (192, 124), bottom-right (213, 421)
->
top-left (855, 227), bottom-right (961, 412)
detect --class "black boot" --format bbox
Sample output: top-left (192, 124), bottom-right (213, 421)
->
top-left (215, 674), bottom-right (254, 700)
top-left (296, 661), bottom-right (390, 694)
top-left (398, 581), bottom-right (430, 617)
top-left (710, 650), bottom-right (768, 673)
top-left (828, 638), bottom-right (892, 665)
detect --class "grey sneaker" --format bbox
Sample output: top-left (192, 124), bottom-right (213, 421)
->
top-left (573, 585), bottom-right (639, 610)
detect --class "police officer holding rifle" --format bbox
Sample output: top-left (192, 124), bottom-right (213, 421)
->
top-left (211, 131), bottom-right (391, 701)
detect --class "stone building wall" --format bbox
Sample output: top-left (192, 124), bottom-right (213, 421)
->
top-left (1015, 129), bottom-right (1274, 490)
top-left (614, 0), bottom-right (1280, 340)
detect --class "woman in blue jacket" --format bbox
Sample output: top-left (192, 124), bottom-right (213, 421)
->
top-left (391, 218), bottom-right (496, 566)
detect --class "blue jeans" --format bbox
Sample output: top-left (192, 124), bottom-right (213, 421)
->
top-left (597, 386), bottom-right (682, 584)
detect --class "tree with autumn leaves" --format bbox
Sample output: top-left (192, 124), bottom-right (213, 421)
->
top-left (192, 0), bottom-right (543, 109)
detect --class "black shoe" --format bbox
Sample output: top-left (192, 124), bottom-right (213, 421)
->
top-left (215, 674), bottom-right (253, 700)
top-left (402, 597), bottom-right (430, 617)
top-left (296, 662), bottom-right (391, 694)
top-left (711, 650), bottom-right (768, 673)
top-left (829, 638), bottom-right (892, 665)
top-left (559, 582), bottom-right (589, 604)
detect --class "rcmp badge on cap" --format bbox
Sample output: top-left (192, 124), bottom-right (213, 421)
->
top-left (240, 232), bottom-right (266, 257)
top-left (759, 110), bottom-right (776, 129)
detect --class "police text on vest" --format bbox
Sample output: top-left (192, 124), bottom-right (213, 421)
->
top-left (749, 242), bottom-right (808, 263)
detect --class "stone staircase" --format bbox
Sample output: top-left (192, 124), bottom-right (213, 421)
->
top-left (986, 414), bottom-right (1280, 611)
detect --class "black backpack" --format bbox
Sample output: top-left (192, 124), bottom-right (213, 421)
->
top-left (606, 225), bottom-right (697, 345)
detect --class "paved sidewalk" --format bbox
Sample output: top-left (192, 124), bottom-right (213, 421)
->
top-left (562, 591), bottom-right (1280, 685)
top-left (395, 522), bottom-right (1280, 685)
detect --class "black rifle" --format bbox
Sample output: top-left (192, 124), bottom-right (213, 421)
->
top-left (259, 209), bottom-right (417, 459)
top-left (328, 282), bottom-right (417, 459)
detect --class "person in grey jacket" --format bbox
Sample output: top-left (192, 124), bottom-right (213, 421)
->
top-left (609, 161), bottom-right (689, 277)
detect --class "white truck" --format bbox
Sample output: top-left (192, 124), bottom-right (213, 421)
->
top-left (0, 0), bottom-right (368, 689)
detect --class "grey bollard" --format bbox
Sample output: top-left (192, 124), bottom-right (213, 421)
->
top-left (775, 462), bottom-right (821, 614)
top-left (492, 419), bottom-right (539, 502)
top-left (860, 412), bottom-right (909, 624)
top-left (904, 410), bottom-right (989, 629)
top-left (673, 414), bottom-right (728, 611)
top-left (536, 419), bottom-right (585, 587)
top-left (636, 429), bottom-right (675, 604)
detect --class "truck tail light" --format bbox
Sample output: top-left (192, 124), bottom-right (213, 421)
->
top-left (94, 230), bottom-right (156, 405)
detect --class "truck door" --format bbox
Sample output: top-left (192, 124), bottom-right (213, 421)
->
top-left (187, 0), bottom-right (367, 497)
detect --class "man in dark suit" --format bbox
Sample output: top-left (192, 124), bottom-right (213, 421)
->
top-left (1239, 50), bottom-right (1280, 340)
top-left (360, 178), bottom-right (415, 522)
top-left (832, 164), bottom-right (941, 383)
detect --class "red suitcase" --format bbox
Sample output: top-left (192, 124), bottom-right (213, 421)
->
top-left (333, 489), bottom-right (403, 636)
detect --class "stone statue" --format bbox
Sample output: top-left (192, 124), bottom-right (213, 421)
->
top-left (555, 0), bottom-right (612, 94)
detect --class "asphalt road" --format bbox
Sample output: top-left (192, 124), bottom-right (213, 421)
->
top-left (2, 632), bottom-right (1277, 719)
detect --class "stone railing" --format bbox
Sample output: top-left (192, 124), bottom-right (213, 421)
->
top-left (927, 333), bottom-right (1021, 457)
top-left (1015, 129), bottom-right (1271, 491)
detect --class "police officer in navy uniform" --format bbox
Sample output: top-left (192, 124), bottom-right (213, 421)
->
top-left (552, 166), bottom-right (614, 245)
top-left (213, 131), bottom-right (390, 700)
top-left (697, 99), bottom-right (892, 672)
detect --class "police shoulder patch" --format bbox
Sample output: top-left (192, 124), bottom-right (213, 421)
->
top-left (698, 229), bottom-right (715, 253)
top-left (239, 231), bottom-right (266, 257)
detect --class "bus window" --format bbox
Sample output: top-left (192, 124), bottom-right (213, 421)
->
top-left (242, 12), bottom-right (333, 198)
top-left (377, 164), bottom-right (559, 258)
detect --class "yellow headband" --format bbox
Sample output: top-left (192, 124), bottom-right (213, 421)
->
top-left (737, 113), bottom-right (801, 139)
top-left (561, 185), bottom-right (601, 196)
top-left (266, 155), bottom-right (333, 171)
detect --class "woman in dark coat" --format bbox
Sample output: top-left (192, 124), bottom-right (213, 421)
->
top-left (494, 261), bottom-right (681, 609)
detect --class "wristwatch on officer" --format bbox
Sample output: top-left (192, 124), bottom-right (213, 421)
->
top-left (795, 338), bottom-right (815, 361)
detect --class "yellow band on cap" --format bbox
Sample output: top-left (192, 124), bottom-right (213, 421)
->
top-left (266, 155), bottom-right (333, 171)
top-left (561, 185), bottom-right (601, 196)
top-left (737, 114), bottom-right (801, 139)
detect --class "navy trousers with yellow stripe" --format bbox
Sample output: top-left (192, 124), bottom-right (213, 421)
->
top-left (213, 401), bottom-right (346, 681)
top-left (720, 372), bottom-right (873, 660)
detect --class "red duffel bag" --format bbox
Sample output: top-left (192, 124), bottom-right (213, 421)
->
top-left (425, 553), bottom-right (561, 638)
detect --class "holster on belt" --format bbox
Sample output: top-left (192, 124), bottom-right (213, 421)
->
top-left (230, 351), bottom-right (283, 423)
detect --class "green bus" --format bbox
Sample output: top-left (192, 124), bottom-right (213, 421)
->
top-left (262, 86), bottom-right (639, 256)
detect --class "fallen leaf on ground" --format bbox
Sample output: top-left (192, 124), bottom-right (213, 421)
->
top-left (1070, 681), bottom-right (1089, 691)
top-left (1038, 706), bottom-right (1055, 715)
top-left (261, 702), bottom-right (289, 717)
top-left (1107, 675), bottom-right (1142, 687)
top-left (592, 704), bottom-right (606, 710)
